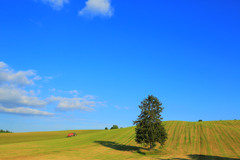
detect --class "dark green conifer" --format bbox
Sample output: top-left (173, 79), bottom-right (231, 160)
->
top-left (133, 95), bottom-right (167, 150)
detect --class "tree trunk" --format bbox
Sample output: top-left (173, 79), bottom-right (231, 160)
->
top-left (149, 142), bottom-right (152, 150)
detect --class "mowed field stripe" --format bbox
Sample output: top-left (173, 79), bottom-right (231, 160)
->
top-left (206, 121), bottom-right (221, 156)
top-left (200, 122), bottom-right (212, 156)
top-left (164, 121), bottom-right (178, 149)
top-left (216, 121), bottom-right (240, 157)
top-left (213, 121), bottom-right (237, 157)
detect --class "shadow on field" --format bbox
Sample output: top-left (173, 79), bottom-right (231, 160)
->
top-left (188, 154), bottom-right (240, 160)
top-left (158, 154), bottom-right (240, 160)
top-left (94, 141), bottom-right (145, 155)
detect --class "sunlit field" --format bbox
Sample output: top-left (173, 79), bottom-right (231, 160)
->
top-left (0, 120), bottom-right (240, 160)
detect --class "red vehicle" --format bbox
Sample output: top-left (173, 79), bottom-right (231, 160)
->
top-left (67, 133), bottom-right (77, 137)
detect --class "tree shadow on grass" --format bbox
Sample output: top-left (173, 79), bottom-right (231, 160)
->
top-left (158, 154), bottom-right (240, 160)
top-left (158, 158), bottom-right (188, 160)
top-left (188, 154), bottom-right (240, 160)
top-left (95, 142), bottom-right (240, 160)
top-left (94, 141), bottom-right (146, 155)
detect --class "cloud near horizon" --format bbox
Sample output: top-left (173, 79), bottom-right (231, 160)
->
top-left (0, 105), bottom-right (54, 116)
top-left (79, 0), bottom-right (113, 17)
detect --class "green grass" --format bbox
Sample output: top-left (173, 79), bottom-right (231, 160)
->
top-left (0, 120), bottom-right (240, 160)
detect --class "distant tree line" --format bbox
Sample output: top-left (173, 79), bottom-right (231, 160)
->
top-left (0, 129), bottom-right (12, 133)
top-left (105, 125), bottom-right (122, 130)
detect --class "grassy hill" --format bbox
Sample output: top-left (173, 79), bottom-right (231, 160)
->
top-left (0, 120), bottom-right (240, 160)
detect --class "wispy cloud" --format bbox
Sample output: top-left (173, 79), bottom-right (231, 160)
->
top-left (43, 76), bottom-right (53, 82)
top-left (115, 105), bottom-right (121, 109)
top-left (114, 105), bottom-right (129, 110)
top-left (47, 96), bottom-right (96, 111)
top-left (0, 105), bottom-right (54, 116)
top-left (48, 89), bottom-right (79, 95)
top-left (79, 0), bottom-right (114, 17)
top-left (49, 88), bottom-right (56, 92)
top-left (41, 0), bottom-right (69, 10)
top-left (67, 90), bottom-right (79, 95)
top-left (29, 19), bottom-right (43, 27)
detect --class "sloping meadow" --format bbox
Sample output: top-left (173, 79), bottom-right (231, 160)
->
top-left (0, 120), bottom-right (240, 160)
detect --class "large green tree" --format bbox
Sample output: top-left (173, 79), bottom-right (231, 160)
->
top-left (133, 95), bottom-right (167, 150)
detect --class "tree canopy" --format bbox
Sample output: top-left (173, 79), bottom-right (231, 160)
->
top-left (110, 125), bottom-right (119, 129)
top-left (133, 95), bottom-right (167, 150)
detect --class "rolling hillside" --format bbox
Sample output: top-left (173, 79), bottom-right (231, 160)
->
top-left (0, 120), bottom-right (240, 160)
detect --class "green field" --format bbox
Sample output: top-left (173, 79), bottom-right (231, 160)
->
top-left (0, 120), bottom-right (240, 160)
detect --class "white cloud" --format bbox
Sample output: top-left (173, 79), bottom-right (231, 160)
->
top-left (0, 105), bottom-right (54, 116)
top-left (0, 61), bottom-right (40, 86)
top-left (58, 100), bottom-right (95, 111)
top-left (115, 105), bottom-right (120, 109)
top-left (47, 96), bottom-right (96, 111)
top-left (44, 76), bottom-right (53, 81)
top-left (33, 76), bottom-right (42, 80)
top-left (124, 106), bottom-right (129, 110)
top-left (0, 61), bottom-right (104, 117)
top-left (0, 62), bottom-right (7, 68)
top-left (49, 88), bottom-right (56, 92)
top-left (0, 85), bottom-right (47, 108)
top-left (79, 0), bottom-right (113, 17)
top-left (48, 89), bottom-right (79, 95)
top-left (0, 62), bottom-right (48, 117)
top-left (29, 89), bottom-right (41, 96)
top-left (68, 90), bottom-right (79, 95)
top-left (41, 0), bottom-right (69, 10)
top-left (83, 95), bottom-right (95, 99)
top-left (114, 105), bottom-right (129, 110)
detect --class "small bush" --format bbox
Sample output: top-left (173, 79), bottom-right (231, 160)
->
top-left (105, 127), bottom-right (108, 130)
top-left (198, 120), bottom-right (202, 122)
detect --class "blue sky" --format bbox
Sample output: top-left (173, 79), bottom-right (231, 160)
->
top-left (0, 0), bottom-right (240, 132)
